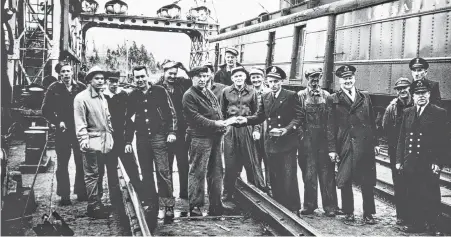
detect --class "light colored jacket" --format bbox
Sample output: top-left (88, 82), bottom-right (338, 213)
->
top-left (74, 85), bottom-right (114, 153)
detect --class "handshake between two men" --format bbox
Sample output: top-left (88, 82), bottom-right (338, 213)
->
top-left (213, 116), bottom-right (288, 141)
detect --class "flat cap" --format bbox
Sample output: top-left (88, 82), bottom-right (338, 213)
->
top-left (55, 61), bottom-right (71, 74)
top-left (335, 65), bottom-right (356, 78)
top-left (203, 62), bottom-right (214, 73)
top-left (393, 77), bottom-right (411, 89)
top-left (107, 71), bottom-right (121, 81)
top-left (249, 67), bottom-right (265, 76)
top-left (410, 79), bottom-right (430, 94)
top-left (188, 66), bottom-right (208, 77)
top-left (231, 66), bottom-right (248, 77)
top-left (225, 47), bottom-right (239, 56)
top-left (266, 66), bottom-right (286, 80)
top-left (409, 57), bottom-right (429, 70)
top-left (161, 60), bottom-right (182, 70)
top-left (304, 66), bottom-right (323, 78)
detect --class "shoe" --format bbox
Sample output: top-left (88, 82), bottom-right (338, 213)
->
top-left (87, 207), bottom-right (110, 219)
top-left (164, 207), bottom-right (174, 223)
top-left (396, 218), bottom-right (405, 226)
top-left (59, 196), bottom-right (72, 206)
top-left (190, 207), bottom-right (202, 217)
top-left (180, 211), bottom-right (189, 217)
top-left (335, 209), bottom-right (345, 215)
top-left (77, 194), bottom-right (88, 201)
top-left (344, 213), bottom-right (355, 222)
top-left (363, 214), bottom-right (376, 225)
top-left (300, 208), bottom-right (314, 215)
top-left (324, 210), bottom-right (336, 217)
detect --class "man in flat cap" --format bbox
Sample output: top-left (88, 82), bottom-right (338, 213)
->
top-left (42, 62), bottom-right (87, 206)
top-left (205, 62), bottom-right (227, 99)
top-left (409, 57), bottom-right (441, 106)
top-left (297, 66), bottom-right (338, 217)
top-left (326, 64), bottom-right (377, 224)
top-left (214, 47), bottom-right (248, 86)
top-left (182, 66), bottom-right (229, 216)
top-left (220, 66), bottom-right (266, 202)
top-left (74, 66), bottom-right (113, 219)
top-left (156, 60), bottom-right (191, 214)
top-left (396, 80), bottom-right (448, 235)
top-left (249, 66), bottom-right (272, 195)
top-left (237, 66), bottom-right (303, 214)
top-left (103, 71), bottom-right (141, 207)
top-left (125, 65), bottom-right (177, 223)
top-left (382, 77), bottom-right (413, 225)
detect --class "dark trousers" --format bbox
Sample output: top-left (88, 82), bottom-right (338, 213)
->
top-left (55, 129), bottom-right (86, 197)
top-left (106, 138), bottom-right (142, 205)
top-left (82, 151), bottom-right (106, 210)
top-left (223, 126), bottom-right (265, 197)
top-left (167, 130), bottom-right (189, 199)
top-left (136, 133), bottom-right (174, 207)
top-left (188, 134), bottom-right (223, 209)
top-left (268, 149), bottom-right (300, 212)
top-left (298, 143), bottom-right (338, 212)
top-left (341, 182), bottom-right (375, 215)
top-left (390, 164), bottom-right (408, 220)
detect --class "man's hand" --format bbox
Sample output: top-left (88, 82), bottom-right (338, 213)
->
top-left (80, 139), bottom-right (89, 151)
top-left (125, 144), bottom-right (133, 153)
top-left (279, 128), bottom-right (288, 136)
top-left (59, 121), bottom-right (67, 132)
top-left (432, 164), bottom-right (441, 174)
top-left (329, 152), bottom-right (339, 163)
top-left (252, 131), bottom-right (261, 140)
top-left (236, 116), bottom-right (248, 124)
top-left (396, 163), bottom-right (402, 170)
top-left (214, 120), bottom-right (228, 128)
top-left (167, 134), bottom-right (177, 143)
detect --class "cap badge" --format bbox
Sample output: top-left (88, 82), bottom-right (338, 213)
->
top-left (271, 67), bottom-right (277, 73)
top-left (416, 58), bottom-right (420, 64)
top-left (417, 81), bottom-right (423, 87)
top-left (344, 66), bottom-right (349, 72)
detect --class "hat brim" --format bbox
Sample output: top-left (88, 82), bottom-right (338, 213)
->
top-left (412, 88), bottom-right (429, 93)
top-left (306, 72), bottom-right (322, 78)
top-left (85, 70), bottom-right (106, 81)
top-left (394, 84), bottom-right (410, 89)
top-left (266, 73), bottom-right (283, 79)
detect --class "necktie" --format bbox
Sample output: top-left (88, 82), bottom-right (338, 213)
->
top-left (347, 89), bottom-right (353, 102)
top-left (417, 106), bottom-right (422, 117)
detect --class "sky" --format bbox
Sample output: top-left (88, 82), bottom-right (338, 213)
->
top-left (85, 0), bottom-right (279, 66)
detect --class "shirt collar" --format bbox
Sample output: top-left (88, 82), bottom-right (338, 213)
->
top-left (89, 85), bottom-right (103, 98)
top-left (231, 84), bottom-right (248, 93)
top-left (103, 87), bottom-right (122, 97)
top-left (273, 87), bottom-right (282, 98)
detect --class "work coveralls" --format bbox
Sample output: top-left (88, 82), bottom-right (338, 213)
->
top-left (298, 88), bottom-right (338, 212)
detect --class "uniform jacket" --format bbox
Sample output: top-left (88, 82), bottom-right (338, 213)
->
top-left (125, 85), bottom-right (177, 143)
top-left (246, 88), bottom-right (302, 153)
top-left (157, 78), bottom-right (192, 132)
top-left (74, 85), bottom-right (114, 154)
top-left (42, 80), bottom-right (86, 130)
top-left (396, 103), bottom-right (448, 173)
top-left (422, 78), bottom-right (441, 106)
top-left (326, 89), bottom-right (377, 188)
top-left (182, 86), bottom-right (224, 136)
top-left (382, 97), bottom-right (413, 165)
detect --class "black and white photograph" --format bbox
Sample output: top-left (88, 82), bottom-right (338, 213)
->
top-left (1, 0), bottom-right (451, 236)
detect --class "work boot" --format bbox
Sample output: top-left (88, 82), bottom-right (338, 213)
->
top-left (164, 207), bottom-right (174, 223)
top-left (324, 210), bottom-right (336, 217)
top-left (300, 208), bottom-right (314, 215)
top-left (344, 213), bottom-right (355, 222)
top-left (363, 214), bottom-right (376, 225)
top-left (190, 207), bottom-right (202, 217)
top-left (59, 196), bottom-right (72, 206)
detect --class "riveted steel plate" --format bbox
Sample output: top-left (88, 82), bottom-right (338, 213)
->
top-left (392, 20), bottom-right (404, 59)
top-left (419, 14), bottom-right (434, 57)
top-left (427, 62), bottom-right (451, 99)
top-left (370, 23), bottom-right (383, 60)
top-left (359, 25), bottom-right (371, 60)
top-left (431, 12), bottom-right (449, 57)
top-left (403, 17), bottom-right (419, 58)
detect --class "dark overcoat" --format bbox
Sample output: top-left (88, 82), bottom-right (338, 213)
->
top-left (326, 89), bottom-right (377, 188)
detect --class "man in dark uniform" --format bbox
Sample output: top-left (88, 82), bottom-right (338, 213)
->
top-left (42, 62), bottom-right (87, 205)
top-left (326, 65), bottom-right (377, 224)
top-left (205, 62), bottom-right (226, 99)
top-left (396, 80), bottom-right (447, 235)
top-left (382, 77), bottom-right (413, 225)
top-left (238, 66), bottom-right (303, 214)
top-left (214, 48), bottom-right (247, 86)
top-left (297, 66), bottom-right (338, 217)
top-left (156, 61), bottom-right (191, 208)
top-left (409, 57), bottom-right (441, 106)
top-left (103, 71), bottom-right (141, 206)
top-left (125, 65), bottom-right (177, 222)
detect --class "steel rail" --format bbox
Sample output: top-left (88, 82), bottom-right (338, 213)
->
top-left (118, 159), bottom-right (151, 236)
top-left (235, 177), bottom-right (321, 236)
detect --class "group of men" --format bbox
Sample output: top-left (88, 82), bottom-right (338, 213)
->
top-left (41, 46), bottom-right (448, 235)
